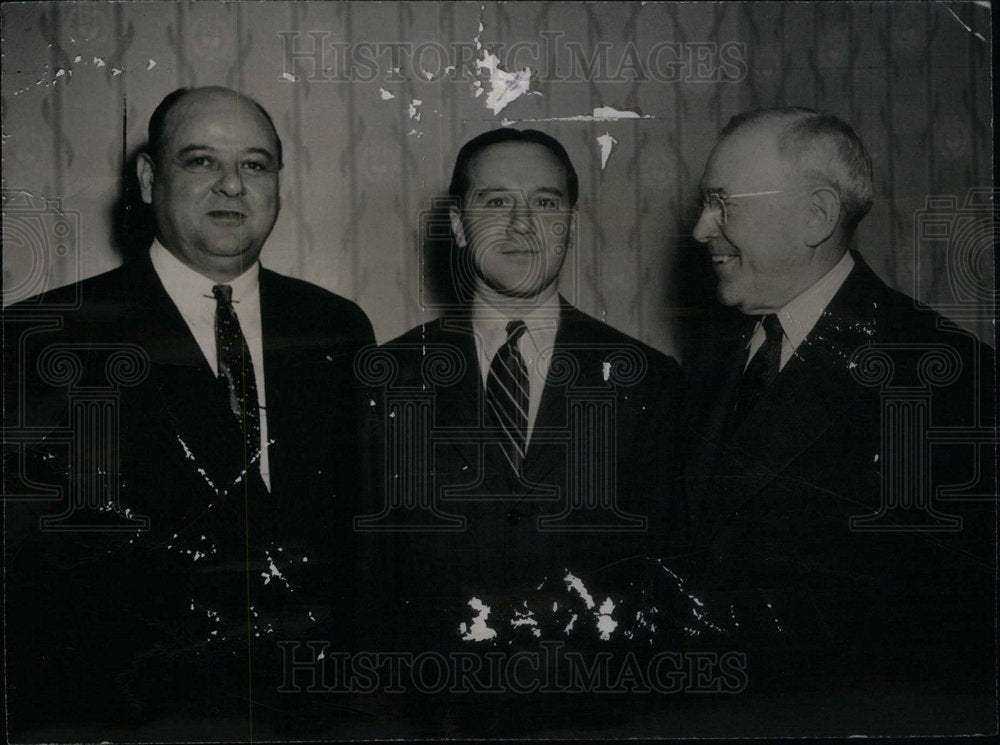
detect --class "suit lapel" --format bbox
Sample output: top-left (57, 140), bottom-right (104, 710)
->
top-left (711, 259), bottom-right (879, 504)
top-left (125, 258), bottom-right (257, 493)
top-left (523, 300), bottom-right (577, 488)
top-left (259, 269), bottom-right (293, 492)
top-left (429, 318), bottom-right (511, 497)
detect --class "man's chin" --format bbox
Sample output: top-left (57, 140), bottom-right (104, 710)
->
top-left (478, 274), bottom-right (555, 302)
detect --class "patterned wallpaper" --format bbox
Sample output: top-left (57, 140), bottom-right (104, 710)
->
top-left (2, 1), bottom-right (993, 355)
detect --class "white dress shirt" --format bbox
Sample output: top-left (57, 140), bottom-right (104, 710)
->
top-left (472, 293), bottom-right (561, 447)
top-left (746, 251), bottom-right (855, 371)
top-left (149, 240), bottom-right (271, 489)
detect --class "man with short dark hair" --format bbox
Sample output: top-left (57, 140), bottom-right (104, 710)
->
top-left (4, 86), bottom-right (374, 737)
top-left (361, 128), bottom-right (686, 659)
top-left (683, 107), bottom-right (995, 705)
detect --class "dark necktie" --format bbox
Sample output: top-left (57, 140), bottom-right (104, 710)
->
top-left (212, 284), bottom-right (262, 462)
top-left (486, 320), bottom-right (529, 476)
top-left (734, 313), bottom-right (783, 427)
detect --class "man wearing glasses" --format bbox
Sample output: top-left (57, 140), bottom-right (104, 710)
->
top-left (682, 108), bottom-right (994, 715)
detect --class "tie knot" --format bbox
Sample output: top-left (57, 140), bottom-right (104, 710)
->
top-left (505, 320), bottom-right (527, 343)
top-left (761, 313), bottom-right (782, 343)
top-left (212, 284), bottom-right (233, 304)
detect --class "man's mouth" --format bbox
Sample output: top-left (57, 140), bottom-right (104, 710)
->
top-left (208, 210), bottom-right (247, 224)
top-left (709, 253), bottom-right (739, 266)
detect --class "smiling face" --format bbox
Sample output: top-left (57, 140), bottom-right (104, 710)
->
top-left (137, 89), bottom-right (280, 282)
top-left (450, 141), bottom-right (574, 303)
top-left (692, 124), bottom-right (819, 314)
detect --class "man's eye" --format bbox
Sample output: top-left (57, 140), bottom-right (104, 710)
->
top-left (243, 161), bottom-right (271, 172)
top-left (533, 197), bottom-right (559, 210)
top-left (485, 196), bottom-right (511, 208)
top-left (183, 156), bottom-right (216, 171)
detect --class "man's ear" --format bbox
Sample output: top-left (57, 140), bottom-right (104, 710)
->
top-left (137, 152), bottom-right (156, 205)
top-left (803, 186), bottom-right (840, 247)
top-left (449, 205), bottom-right (467, 248)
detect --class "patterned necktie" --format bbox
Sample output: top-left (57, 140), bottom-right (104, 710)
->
top-left (212, 284), bottom-right (262, 462)
top-left (734, 313), bottom-right (783, 427)
top-left (486, 320), bottom-right (529, 476)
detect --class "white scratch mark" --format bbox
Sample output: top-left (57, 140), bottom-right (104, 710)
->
top-left (460, 597), bottom-right (498, 642)
top-left (111, 67), bottom-right (124, 77)
top-left (280, 72), bottom-right (298, 82)
top-left (379, 87), bottom-right (395, 100)
top-left (502, 107), bottom-right (650, 126)
top-left (261, 554), bottom-right (286, 586)
top-left (564, 572), bottom-right (595, 609)
top-left (602, 361), bottom-right (612, 381)
top-left (510, 606), bottom-right (538, 628)
top-left (146, 58), bottom-right (156, 71)
top-left (596, 132), bottom-right (618, 170)
top-left (408, 99), bottom-right (422, 120)
top-left (93, 57), bottom-right (105, 68)
top-left (596, 597), bottom-right (618, 640)
top-left (475, 51), bottom-right (533, 115)
top-left (940, 3), bottom-right (987, 41)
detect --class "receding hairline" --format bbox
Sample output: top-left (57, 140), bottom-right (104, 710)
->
top-left (148, 86), bottom-right (283, 165)
top-left (714, 107), bottom-right (874, 234)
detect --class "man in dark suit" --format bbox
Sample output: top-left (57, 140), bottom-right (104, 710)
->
top-left (4, 87), bottom-right (374, 738)
top-left (354, 131), bottom-right (686, 735)
top-left (682, 108), bottom-right (995, 720)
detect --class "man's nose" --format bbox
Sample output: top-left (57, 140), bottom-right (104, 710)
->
top-left (214, 164), bottom-right (245, 197)
top-left (691, 206), bottom-right (719, 244)
top-left (507, 202), bottom-right (534, 234)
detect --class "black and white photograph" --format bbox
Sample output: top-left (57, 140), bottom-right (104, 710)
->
top-left (2, 1), bottom-right (995, 741)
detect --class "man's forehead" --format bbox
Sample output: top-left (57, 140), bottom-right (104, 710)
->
top-left (704, 125), bottom-right (786, 190)
top-left (467, 142), bottom-right (568, 189)
top-left (163, 92), bottom-right (276, 151)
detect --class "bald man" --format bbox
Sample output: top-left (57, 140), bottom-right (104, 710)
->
top-left (4, 87), bottom-right (374, 737)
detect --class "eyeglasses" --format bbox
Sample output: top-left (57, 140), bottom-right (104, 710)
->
top-left (700, 189), bottom-right (788, 225)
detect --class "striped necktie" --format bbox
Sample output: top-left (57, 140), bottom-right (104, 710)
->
top-left (486, 320), bottom-right (529, 475)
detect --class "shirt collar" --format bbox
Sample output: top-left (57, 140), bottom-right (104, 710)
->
top-left (149, 239), bottom-right (260, 307)
top-left (772, 251), bottom-right (855, 352)
top-left (472, 291), bottom-right (562, 342)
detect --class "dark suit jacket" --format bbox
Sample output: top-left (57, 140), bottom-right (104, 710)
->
top-left (357, 299), bottom-right (685, 655)
top-left (681, 253), bottom-right (995, 696)
top-left (3, 255), bottom-right (374, 738)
